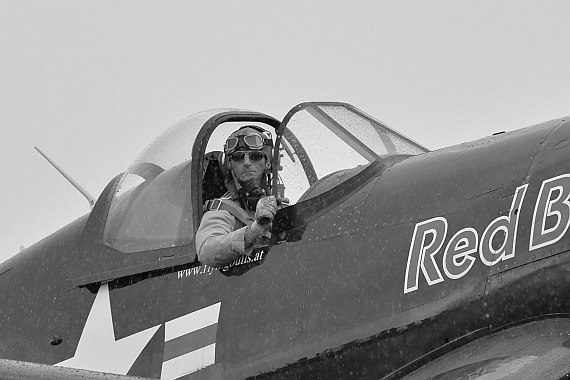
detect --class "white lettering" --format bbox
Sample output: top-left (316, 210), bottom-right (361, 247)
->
top-left (479, 184), bottom-right (527, 266)
top-left (402, 178), bottom-right (569, 294)
top-left (443, 228), bottom-right (478, 280)
top-left (404, 217), bottom-right (447, 294)
top-left (530, 174), bottom-right (570, 251)
top-left (177, 265), bottom-right (216, 279)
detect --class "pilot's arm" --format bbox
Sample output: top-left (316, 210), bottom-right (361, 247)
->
top-left (195, 210), bottom-right (250, 267)
top-left (195, 196), bottom-right (277, 267)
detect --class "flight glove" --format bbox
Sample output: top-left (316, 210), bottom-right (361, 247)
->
top-left (249, 195), bottom-right (277, 236)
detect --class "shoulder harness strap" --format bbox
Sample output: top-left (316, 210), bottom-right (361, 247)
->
top-left (204, 198), bottom-right (254, 226)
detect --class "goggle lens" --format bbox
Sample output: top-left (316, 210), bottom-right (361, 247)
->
top-left (230, 151), bottom-right (266, 162)
top-left (225, 134), bottom-right (265, 153)
top-left (225, 137), bottom-right (239, 152)
top-left (243, 134), bottom-right (263, 149)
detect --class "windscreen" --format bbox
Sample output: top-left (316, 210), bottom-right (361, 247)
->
top-left (277, 103), bottom-right (428, 203)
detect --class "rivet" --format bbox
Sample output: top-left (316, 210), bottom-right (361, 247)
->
top-left (50, 335), bottom-right (63, 346)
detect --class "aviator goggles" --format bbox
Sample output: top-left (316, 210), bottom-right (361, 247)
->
top-left (225, 133), bottom-right (271, 154)
top-left (229, 151), bottom-right (266, 163)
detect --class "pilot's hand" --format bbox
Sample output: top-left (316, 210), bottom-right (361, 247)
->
top-left (255, 196), bottom-right (277, 228)
top-left (276, 196), bottom-right (290, 207)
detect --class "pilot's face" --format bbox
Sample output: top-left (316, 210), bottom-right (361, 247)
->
top-left (229, 150), bottom-right (267, 184)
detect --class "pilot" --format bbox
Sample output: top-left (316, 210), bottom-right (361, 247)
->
top-left (196, 125), bottom-right (285, 267)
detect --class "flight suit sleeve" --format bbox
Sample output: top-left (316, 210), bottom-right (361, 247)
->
top-left (195, 210), bottom-right (253, 267)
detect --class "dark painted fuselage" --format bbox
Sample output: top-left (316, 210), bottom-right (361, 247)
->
top-left (1, 112), bottom-right (570, 379)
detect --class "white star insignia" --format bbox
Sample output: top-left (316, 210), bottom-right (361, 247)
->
top-left (56, 283), bottom-right (160, 375)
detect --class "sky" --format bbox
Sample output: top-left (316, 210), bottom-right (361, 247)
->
top-left (1, 1), bottom-right (570, 263)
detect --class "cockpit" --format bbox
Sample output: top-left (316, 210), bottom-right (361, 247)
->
top-left (70, 102), bottom-right (428, 285)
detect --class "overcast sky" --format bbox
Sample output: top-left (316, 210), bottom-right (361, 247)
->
top-left (1, 1), bottom-right (569, 262)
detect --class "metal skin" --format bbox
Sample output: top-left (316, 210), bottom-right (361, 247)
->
top-left (0, 104), bottom-right (569, 380)
top-left (0, 359), bottom-right (152, 380)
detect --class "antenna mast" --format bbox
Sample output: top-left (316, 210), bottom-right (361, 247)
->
top-left (35, 147), bottom-right (95, 209)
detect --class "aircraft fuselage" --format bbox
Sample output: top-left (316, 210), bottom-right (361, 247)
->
top-left (1, 110), bottom-right (569, 379)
